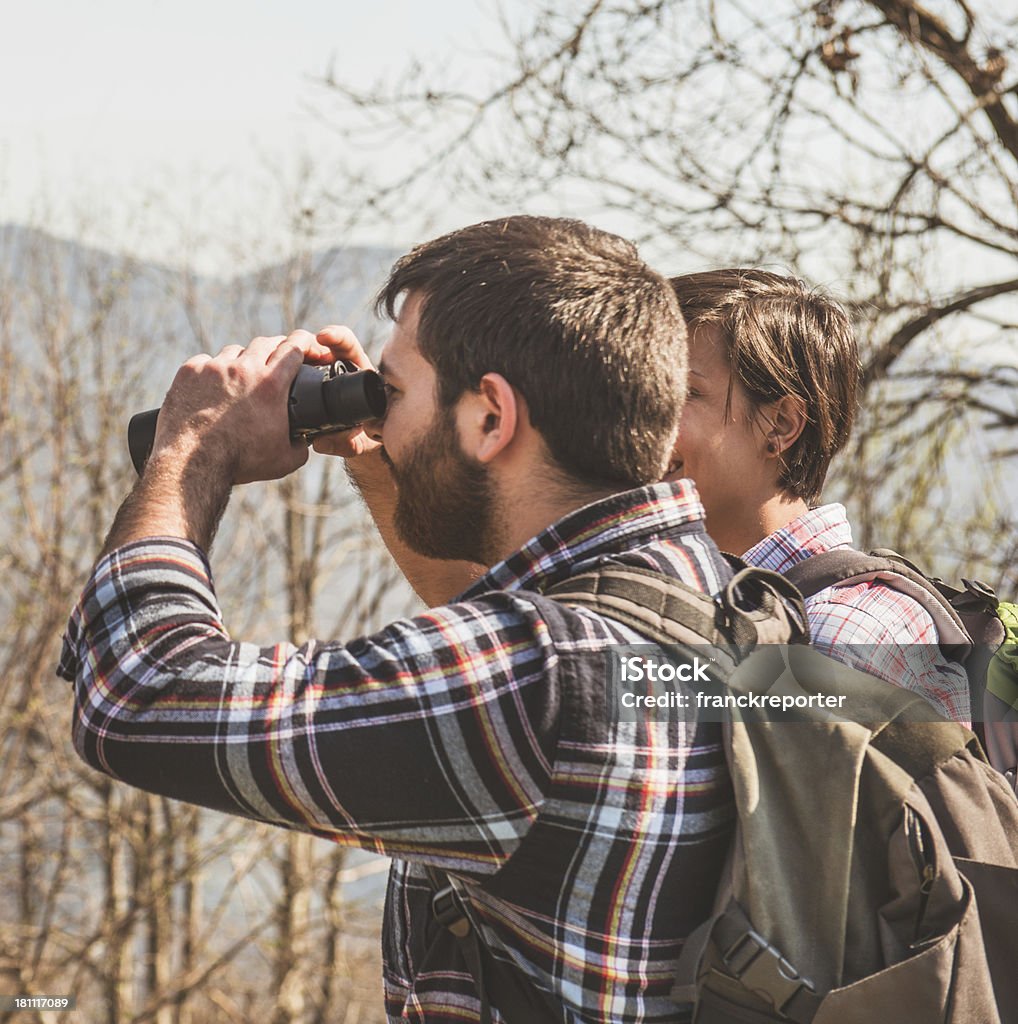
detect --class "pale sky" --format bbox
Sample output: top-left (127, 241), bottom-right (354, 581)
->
top-left (0, 0), bottom-right (504, 268)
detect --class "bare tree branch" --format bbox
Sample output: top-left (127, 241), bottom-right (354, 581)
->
top-left (862, 275), bottom-right (1018, 387)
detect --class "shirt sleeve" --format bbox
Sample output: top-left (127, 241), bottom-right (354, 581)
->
top-left (58, 539), bottom-right (560, 875)
top-left (804, 581), bottom-right (972, 724)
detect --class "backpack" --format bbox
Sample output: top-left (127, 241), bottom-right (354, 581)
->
top-left (671, 643), bottom-right (1018, 1023)
top-left (781, 548), bottom-right (1012, 773)
top-left (423, 561), bottom-right (809, 1024)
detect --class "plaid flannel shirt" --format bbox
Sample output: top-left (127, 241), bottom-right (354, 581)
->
top-left (742, 503), bottom-right (971, 723)
top-left (59, 481), bottom-right (734, 1023)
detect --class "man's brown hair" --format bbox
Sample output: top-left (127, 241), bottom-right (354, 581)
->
top-left (671, 269), bottom-right (860, 504)
top-left (377, 216), bottom-right (686, 489)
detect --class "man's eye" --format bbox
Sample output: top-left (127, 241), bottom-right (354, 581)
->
top-left (383, 382), bottom-right (399, 399)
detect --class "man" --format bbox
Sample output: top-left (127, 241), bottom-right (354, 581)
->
top-left (60, 216), bottom-right (735, 1022)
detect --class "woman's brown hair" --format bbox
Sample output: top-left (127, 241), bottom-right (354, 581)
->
top-left (671, 269), bottom-right (861, 504)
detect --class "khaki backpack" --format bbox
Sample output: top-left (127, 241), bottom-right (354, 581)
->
top-left (669, 647), bottom-right (1018, 1023)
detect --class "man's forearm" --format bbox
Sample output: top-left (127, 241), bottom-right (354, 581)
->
top-left (347, 450), bottom-right (484, 606)
top-left (101, 444), bottom-right (233, 557)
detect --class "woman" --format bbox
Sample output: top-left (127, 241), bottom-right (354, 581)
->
top-left (668, 269), bottom-right (969, 722)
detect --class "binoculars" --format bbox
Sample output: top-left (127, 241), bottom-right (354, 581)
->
top-left (127, 361), bottom-right (387, 475)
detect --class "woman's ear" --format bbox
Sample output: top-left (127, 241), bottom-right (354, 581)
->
top-left (762, 394), bottom-right (808, 457)
top-left (457, 373), bottom-right (520, 464)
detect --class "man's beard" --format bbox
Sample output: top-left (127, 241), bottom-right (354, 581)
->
top-left (385, 407), bottom-right (499, 565)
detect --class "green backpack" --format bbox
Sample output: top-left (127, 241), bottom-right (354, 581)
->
top-left (985, 602), bottom-right (1018, 790)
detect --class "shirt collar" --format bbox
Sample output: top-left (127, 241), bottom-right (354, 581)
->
top-left (459, 479), bottom-right (707, 599)
top-left (741, 502), bottom-right (854, 574)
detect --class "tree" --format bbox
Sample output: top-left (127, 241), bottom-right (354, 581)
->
top-left (0, 201), bottom-right (401, 1022)
top-left (0, 222), bottom-right (273, 1024)
top-left (319, 0), bottom-right (1018, 587)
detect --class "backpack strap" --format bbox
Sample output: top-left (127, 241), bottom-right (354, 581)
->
top-left (985, 603), bottom-right (1018, 788)
top-left (868, 549), bottom-right (1004, 650)
top-left (545, 563), bottom-right (809, 652)
top-left (424, 868), bottom-right (492, 1024)
top-left (423, 867), bottom-right (560, 1024)
top-left (701, 903), bottom-right (824, 1024)
top-left (781, 549), bottom-right (979, 658)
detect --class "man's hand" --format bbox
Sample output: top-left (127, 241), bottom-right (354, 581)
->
top-left (310, 325), bottom-right (382, 460)
top-left (152, 330), bottom-right (334, 484)
top-left (99, 331), bottom-right (333, 558)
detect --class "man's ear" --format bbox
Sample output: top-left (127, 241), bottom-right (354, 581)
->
top-left (458, 373), bottom-right (520, 464)
top-left (761, 393), bottom-right (808, 457)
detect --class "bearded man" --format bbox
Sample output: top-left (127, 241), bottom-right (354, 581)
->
top-left (60, 216), bottom-right (735, 1024)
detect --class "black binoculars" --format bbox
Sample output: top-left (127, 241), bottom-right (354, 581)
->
top-left (127, 361), bottom-right (387, 475)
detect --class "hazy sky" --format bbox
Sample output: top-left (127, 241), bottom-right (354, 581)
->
top-left (1, 0), bottom-right (502, 265)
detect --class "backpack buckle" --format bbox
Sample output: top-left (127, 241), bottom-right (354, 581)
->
top-left (722, 928), bottom-right (815, 1017)
top-left (431, 884), bottom-right (472, 939)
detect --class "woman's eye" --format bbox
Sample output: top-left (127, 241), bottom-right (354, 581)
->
top-left (383, 382), bottom-right (399, 399)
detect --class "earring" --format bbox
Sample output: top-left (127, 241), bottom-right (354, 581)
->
top-left (766, 440), bottom-right (778, 454)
